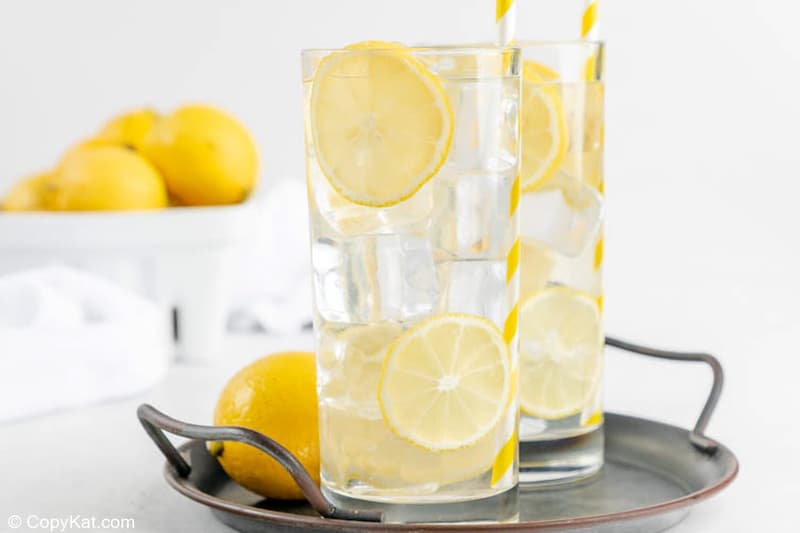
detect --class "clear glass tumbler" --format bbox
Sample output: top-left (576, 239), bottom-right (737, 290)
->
top-left (302, 45), bottom-right (521, 523)
top-left (515, 41), bottom-right (606, 484)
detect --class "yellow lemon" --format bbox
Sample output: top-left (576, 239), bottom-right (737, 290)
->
top-left (142, 104), bottom-right (258, 206)
top-left (525, 61), bottom-right (561, 82)
top-left (561, 82), bottom-right (604, 192)
top-left (582, 83), bottom-right (605, 191)
top-left (378, 313), bottom-right (510, 451)
top-left (49, 145), bottom-right (167, 211)
top-left (96, 108), bottom-right (159, 152)
top-left (1, 172), bottom-right (52, 211)
top-left (213, 352), bottom-right (319, 500)
top-left (60, 137), bottom-right (117, 162)
top-left (310, 41), bottom-right (452, 207)
top-left (519, 287), bottom-right (603, 419)
top-left (520, 61), bottom-right (568, 193)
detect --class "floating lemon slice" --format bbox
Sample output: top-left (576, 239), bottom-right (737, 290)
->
top-left (560, 81), bottom-right (604, 193)
top-left (581, 81), bottom-right (604, 192)
top-left (520, 60), bottom-right (568, 193)
top-left (310, 41), bottom-right (453, 207)
top-left (378, 313), bottom-right (510, 451)
top-left (519, 286), bottom-right (603, 419)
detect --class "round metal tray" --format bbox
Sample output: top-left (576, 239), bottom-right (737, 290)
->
top-left (138, 337), bottom-right (738, 532)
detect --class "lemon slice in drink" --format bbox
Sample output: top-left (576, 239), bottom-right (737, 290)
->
top-left (579, 81), bottom-right (604, 192)
top-left (520, 61), bottom-right (568, 193)
top-left (310, 41), bottom-right (453, 207)
top-left (561, 81), bottom-right (604, 193)
top-left (519, 286), bottom-right (603, 419)
top-left (378, 314), bottom-right (510, 451)
top-left (526, 61), bottom-right (561, 82)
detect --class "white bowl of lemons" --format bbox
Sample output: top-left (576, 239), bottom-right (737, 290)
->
top-left (0, 104), bottom-right (262, 362)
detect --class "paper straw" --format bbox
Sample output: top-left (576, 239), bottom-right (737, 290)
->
top-left (496, 0), bottom-right (516, 46)
top-left (581, 0), bottom-right (599, 40)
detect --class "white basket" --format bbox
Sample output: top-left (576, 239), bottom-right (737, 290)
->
top-left (0, 202), bottom-right (257, 362)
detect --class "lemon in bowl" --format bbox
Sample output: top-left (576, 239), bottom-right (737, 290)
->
top-left (48, 145), bottom-right (167, 211)
top-left (142, 104), bottom-right (259, 206)
top-left (96, 108), bottom-right (160, 152)
top-left (1, 171), bottom-right (52, 211)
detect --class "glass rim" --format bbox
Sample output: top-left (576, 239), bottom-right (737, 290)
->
top-left (515, 39), bottom-right (604, 49)
top-left (302, 40), bottom-right (603, 55)
top-left (301, 44), bottom-right (521, 57)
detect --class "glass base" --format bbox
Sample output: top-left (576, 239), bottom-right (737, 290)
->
top-left (519, 425), bottom-right (604, 485)
top-left (322, 484), bottom-right (519, 524)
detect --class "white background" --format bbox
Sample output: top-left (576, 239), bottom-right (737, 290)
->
top-left (1, 1), bottom-right (800, 532)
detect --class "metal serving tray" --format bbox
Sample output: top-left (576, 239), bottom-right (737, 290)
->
top-left (138, 337), bottom-right (738, 532)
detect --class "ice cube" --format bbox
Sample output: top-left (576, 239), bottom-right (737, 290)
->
top-left (519, 174), bottom-right (604, 257)
top-left (309, 163), bottom-right (434, 239)
top-left (374, 235), bottom-right (439, 321)
top-left (447, 79), bottom-right (517, 174)
top-left (439, 259), bottom-right (507, 327)
top-left (549, 231), bottom-right (603, 296)
top-left (311, 234), bottom-right (438, 324)
top-left (311, 238), bottom-right (352, 323)
top-left (433, 170), bottom-right (515, 260)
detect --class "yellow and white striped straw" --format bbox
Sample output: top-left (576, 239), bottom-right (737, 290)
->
top-left (496, 0), bottom-right (516, 46)
top-left (486, 0), bottom-right (521, 490)
top-left (581, 0), bottom-right (600, 40)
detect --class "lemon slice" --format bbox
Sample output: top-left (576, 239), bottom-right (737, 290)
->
top-left (582, 82), bottom-right (604, 191)
top-left (519, 287), bottom-right (603, 419)
top-left (526, 61), bottom-right (561, 82)
top-left (378, 313), bottom-right (510, 451)
top-left (520, 60), bottom-right (568, 193)
top-left (310, 41), bottom-right (453, 207)
top-left (561, 81), bottom-right (604, 192)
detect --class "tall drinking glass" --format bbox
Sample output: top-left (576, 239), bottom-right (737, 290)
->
top-left (515, 42), bottom-right (605, 483)
top-left (302, 45), bottom-right (521, 523)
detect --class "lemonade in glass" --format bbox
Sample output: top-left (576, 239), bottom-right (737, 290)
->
top-left (515, 41), bottom-right (606, 483)
top-left (302, 43), bottom-right (521, 523)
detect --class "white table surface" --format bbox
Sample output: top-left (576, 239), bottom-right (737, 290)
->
top-left (0, 328), bottom-right (795, 533)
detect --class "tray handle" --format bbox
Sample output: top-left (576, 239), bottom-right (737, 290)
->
top-left (136, 404), bottom-right (383, 523)
top-left (605, 336), bottom-right (723, 454)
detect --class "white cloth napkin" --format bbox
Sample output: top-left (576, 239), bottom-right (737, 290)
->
top-left (0, 266), bottom-right (171, 422)
top-left (229, 179), bottom-right (313, 334)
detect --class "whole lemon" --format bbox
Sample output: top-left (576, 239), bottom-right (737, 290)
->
top-left (96, 108), bottom-right (159, 152)
top-left (1, 171), bottom-right (52, 211)
top-left (60, 137), bottom-right (117, 162)
top-left (50, 145), bottom-right (167, 211)
top-left (213, 352), bottom-right (319, 500)
top-left (142, 104), bottom-right (258, 206)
